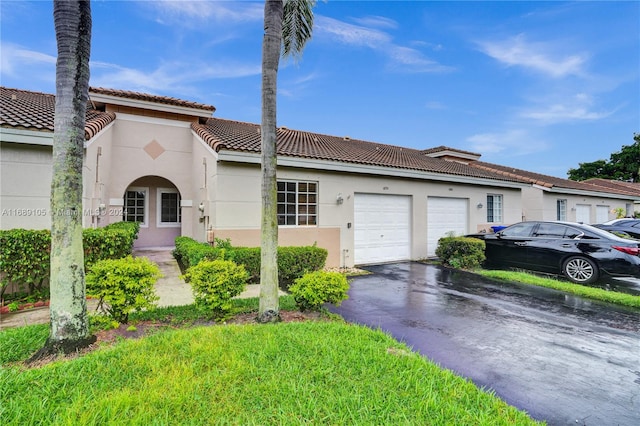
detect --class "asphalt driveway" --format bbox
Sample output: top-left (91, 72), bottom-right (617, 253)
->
top-left (328, 262), bottom-right (640, 426)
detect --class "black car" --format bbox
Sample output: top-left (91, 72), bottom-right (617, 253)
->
top-left (594, 219), bottom-right (640, 239)
top-left (470, 221), bottom-right (640, 284)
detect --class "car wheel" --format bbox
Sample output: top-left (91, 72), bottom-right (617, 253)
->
top-left (562, 256), bottom-right (598, 284)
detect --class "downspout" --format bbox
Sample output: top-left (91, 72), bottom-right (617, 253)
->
top-left (93, 146), bottom-right (102, 227)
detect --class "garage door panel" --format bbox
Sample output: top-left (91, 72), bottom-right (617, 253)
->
top-left (576, 204), bottom-right (591, 224)
top-left (427, 197), bottom-right (468, 256)
top-left (354, 194), bottom-right (411, 264)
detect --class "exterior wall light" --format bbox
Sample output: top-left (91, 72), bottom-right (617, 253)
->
top-left (477, 202), bottom-right (483, 209)
top-left (336, 194), bottom-right (344, 205)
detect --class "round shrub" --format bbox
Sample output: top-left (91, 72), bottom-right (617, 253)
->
top-left (435, 237), bottom-right (486, 269)
top-left (182, 259), bottom-right (248, 320)
top-left (289, 271), bottom-right (350, 312)
top-left (85, 256), bottom-right (161, 323)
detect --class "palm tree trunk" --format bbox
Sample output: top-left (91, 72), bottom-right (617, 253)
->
top-left (30, 0), bottom-right (94, 362)
top-left (257, 0), bottom-right (284, 323)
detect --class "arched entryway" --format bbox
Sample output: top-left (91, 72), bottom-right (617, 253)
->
top-left (123, 176), bottom-right (181, 248)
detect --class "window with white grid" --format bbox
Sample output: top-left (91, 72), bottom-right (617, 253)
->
top-left (277, 181), bottom-right (317, 226)
top-left (486, 194), bottom-right (503, 223)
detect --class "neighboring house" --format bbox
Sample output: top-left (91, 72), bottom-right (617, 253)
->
top-left (1, 87), bottom-right (637, 267)
top-left (583, 178), bottom-right (640, 215)
top-left (461, 160), bottom-right (639, 224)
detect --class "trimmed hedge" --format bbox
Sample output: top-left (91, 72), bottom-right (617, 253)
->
top-left (435, 236), bottom-right (486, 269)
top-left (182, 259), bottom-right (248, 320)
top-left (0, 229), bottom-right (51, 296)
top-left (173, 236), bottom-right (227, 269)
top-left (0, 222), bottom-right (140, 296)
top-left (173, 237), bottom-right (328, 288)
top-left (289, 271), bottom-right (350, 311)
top-left (86, 255), bottom-right (161, 323)
top-left (83, 223), bottom-right (139, 266)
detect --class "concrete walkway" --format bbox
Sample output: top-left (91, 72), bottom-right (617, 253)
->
top-left (0, 247), bottom-right (280, 330)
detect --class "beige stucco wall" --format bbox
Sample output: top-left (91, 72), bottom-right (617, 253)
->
top-left (0, 142), bottom-right (53, 230)
top-left (521, 186), bottom-right (632, 223)
top-left (83, 114), bottom-right (200, 246)
top-left (7, 114), bottom-right (632, 267)
top-left (211, 161), bottom-right (524, 267)
top-left (188, 135), bottom-right (218, 244)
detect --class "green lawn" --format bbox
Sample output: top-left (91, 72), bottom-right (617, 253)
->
top-left (477, 269), bottom-right (640, 309)
top-left (1, 298), bottom-right (542, 425)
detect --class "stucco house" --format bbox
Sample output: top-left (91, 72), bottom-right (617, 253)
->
top-left (1, 87), bottom-right (637, 267)
top-left (583, 178), bottom-right (640, 213)
top-left (422, 151), bottom-right (639, 223)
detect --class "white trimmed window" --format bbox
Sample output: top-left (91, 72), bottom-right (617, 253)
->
top-left (486, 194), bottom-right (503, 223)
top-left (124, 187), bottom-right (148, 227)
top-left (157, 188), bottom-right (181, 227)
top-left (277, 180), bottom-right (318, 226)
top-left (557, 199), bottom-right (567, 220)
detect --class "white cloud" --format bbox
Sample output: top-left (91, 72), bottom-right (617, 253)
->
top-left (520, 93), bottom-right (616, 123)
top-left (351, 15), bottom-right (398, 30)
top-left (315, 15), bottom-right (452, 73)
top-left (90, 60), bottom-right (260, 93)
top-left (388, 46), bottom-right (453, 72)
top-left (149, 0), bottom-right (263, 25)
top-left (315, 15), bottom-right (391, 49)
top-left (1, 43), bottom-right (55, 77)
top-left (477, 34), bottom-right (588, 78)
top-left (0, 43), bottom-right (56, 89)
top-left (466, 129), bottom-right (548, 156)
top-left (425, 101), bottom-right (447, 110)
top-left (279, 72), bottom-right (320, 98)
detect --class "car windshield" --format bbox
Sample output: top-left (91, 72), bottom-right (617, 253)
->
top-left (580, 223), bottom-right (639, 242)
top-left (601, 218), bottom-right (631, 225)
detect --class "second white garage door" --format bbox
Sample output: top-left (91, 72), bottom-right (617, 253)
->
top-left (427, 197), bottom-right (468, 256)
top-left (354, 194), bottom-right (411, 265)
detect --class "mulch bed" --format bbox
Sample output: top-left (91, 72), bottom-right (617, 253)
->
top-left (96, 310), bottom-right (324, 343)
top-left (25, 310), bottom-right (325, 368)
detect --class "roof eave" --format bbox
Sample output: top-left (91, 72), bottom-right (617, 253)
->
top-left (217, 150), bottom-right (529, 189)
top-left (537, 185), bottom-right (640, 200)
top-left (89, 92), bottom-right (214, 119)
top-left (0, 127), bottom-right (53, 146)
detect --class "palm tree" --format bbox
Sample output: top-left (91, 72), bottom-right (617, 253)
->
top-left (258, 0), bottom-right (315, 323)
top-left (31, 0), bottom-right (94, 360)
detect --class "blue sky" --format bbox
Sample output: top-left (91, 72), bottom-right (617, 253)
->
top-left (1, 1), bottom-right (638, 178)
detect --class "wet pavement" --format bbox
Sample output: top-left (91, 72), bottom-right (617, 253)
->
top-left (329, 262), bottom-right (640, 426)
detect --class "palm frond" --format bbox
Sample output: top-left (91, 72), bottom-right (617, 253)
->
top-left (282, 0), bottom-right (316, 59)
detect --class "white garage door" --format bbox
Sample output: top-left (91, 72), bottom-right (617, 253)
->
top-left (354, 194), bottom-right (411, 265)
top-left (427, 197), bottom-right (468, 256)
top-left (576, 204), bottom-right (591, 224)
top-left (596, 205), bottom-right (610, 224)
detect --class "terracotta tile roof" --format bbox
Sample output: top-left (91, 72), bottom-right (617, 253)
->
top-left (422, 145), bottom-right (481, 157)
top-left (471, 161), bottom-right (638, 197)
top-left (192, 118), bottom-right (528, 183)
top-left (89, 87), bottom-right (216, 112)
top-left (1, 87), bottom-right (115, 139)
top-left (583, 178), bottom-right (640, 196)
top-left (84, 109), bottom-right (116, 140)
top-left (1, 87), bottom-right (56, 131)
top-left (4, 87), bottom-right (638, 198)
